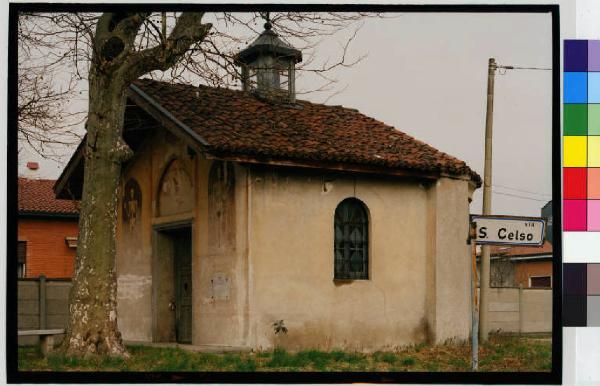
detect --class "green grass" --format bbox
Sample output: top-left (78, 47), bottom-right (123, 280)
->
top-left (18, 333), bottom-right (552, 372)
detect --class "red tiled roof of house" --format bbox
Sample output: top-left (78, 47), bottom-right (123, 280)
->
top-left (18, 178), bottom-right (79, 215)
top-left (488, 240), bottom-right (553, 257)
top-left (132, 79), bottom-right (481, 184)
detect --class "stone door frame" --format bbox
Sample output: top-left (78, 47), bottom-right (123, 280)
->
top-left (151, 217), bottom-right (195, 343)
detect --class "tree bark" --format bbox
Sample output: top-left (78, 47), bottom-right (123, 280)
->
top-left (60, 12), bottom-right (211, 357)
top-left (63, 71), bottom-right (132, 357)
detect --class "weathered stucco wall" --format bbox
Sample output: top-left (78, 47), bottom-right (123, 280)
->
top-left (193, 159), bottom-right (249, 347)
top-left (116, 131), bottom-right (155, 342)
top-left (116, 126), bottom-right (472, 350)
top-left (116, 128), bottom-right (196, 343)
top-left (425, 177), bottom-right (472, 344)
top-left (116, 128), bottom-right (248, 347)
top-left (247, 168), bottom-right (471, 351)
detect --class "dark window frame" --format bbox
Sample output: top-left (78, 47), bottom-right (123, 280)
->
top-left (529, 275), bottom-right (552, 288)
top-left (17, 241), bottom-right (26, 278)
top-left (334, 198), bottom-right (369, 280)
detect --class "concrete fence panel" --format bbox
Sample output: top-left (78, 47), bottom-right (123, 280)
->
top-left (521, 289), bottom-right (552, 333)
top-left (483, 287), bottom-right (552, 334)
top-left (18, 277), bottom-right (72, 346)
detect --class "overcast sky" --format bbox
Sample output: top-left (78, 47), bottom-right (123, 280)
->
top-left (18, 11), bottom-right (553, 217)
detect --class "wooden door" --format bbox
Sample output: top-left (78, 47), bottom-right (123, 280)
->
top-left (174, 229), bottom-right (192, 343)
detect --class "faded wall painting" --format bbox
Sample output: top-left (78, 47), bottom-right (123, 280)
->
top-left (208, 161), bottom-right (236, 253)
top-left (123, 178), bottom-right (142, 233)
top-left (157, 158), bottom-right (194, 217)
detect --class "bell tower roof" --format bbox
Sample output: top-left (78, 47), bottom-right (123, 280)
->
top-left (235, 23), bottom-right (302, 65)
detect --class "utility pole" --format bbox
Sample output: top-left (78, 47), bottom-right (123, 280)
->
top-left (479, 57), bottom-right (496, 342)
top-left (470, 222), bottom-right (479, 371)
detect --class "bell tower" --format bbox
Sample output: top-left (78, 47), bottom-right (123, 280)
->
top-left (235, 14), bottom-right (302, 102)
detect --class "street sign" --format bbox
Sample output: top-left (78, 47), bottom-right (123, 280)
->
top-left (470, 215), bottom-right (546, 246)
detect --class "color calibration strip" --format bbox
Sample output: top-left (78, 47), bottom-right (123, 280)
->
top-left (563, 263), bottom-right (600, 326)
top-left (563, 40), bottom-right (600, 231)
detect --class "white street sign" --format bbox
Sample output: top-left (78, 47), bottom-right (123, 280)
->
top-left (470, 215), bottom-right (546, 246)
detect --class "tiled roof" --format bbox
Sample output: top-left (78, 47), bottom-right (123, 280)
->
top-left (19, 178), bottom-right (79, 215)
top-left (132, 79), bottom-right (481, 184)
top-left (488, 240), bottom-right (553, 258)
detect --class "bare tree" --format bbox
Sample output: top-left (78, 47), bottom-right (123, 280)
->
top-left (18, 10), bottom-right (379, 357)
top-left (490, 256), bottom-right (515, 287)
top-left (17, 13), bottom-right (85, 159)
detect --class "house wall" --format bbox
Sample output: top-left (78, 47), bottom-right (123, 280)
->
top-left (247, 169), bottom-right (472, 351)
top-left (18, 218), bottom-right (78, 278)
top-left (514, 260), bottom-right (553, 288)
top-left (115, 129), bottom-right (156, 342)
top-left (115, 126), bottom-right (473, 350)
top-left (115, 128), bottom-right (249, 347)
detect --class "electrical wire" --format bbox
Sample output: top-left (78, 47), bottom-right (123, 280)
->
top-left (497, 65), bottom-right (552, 71)
top-left (492, 190), bottom-right (551, 202)
top-left (496, 64), bottom-right (551, 75)
top-left (492, 184), bottom-right (552, 198)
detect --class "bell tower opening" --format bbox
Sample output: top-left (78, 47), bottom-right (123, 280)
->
top-left (234, 14), bottom-right (302, 102)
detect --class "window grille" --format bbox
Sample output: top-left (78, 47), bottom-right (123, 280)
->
top-left (334, 198), bottom-right (369, 280)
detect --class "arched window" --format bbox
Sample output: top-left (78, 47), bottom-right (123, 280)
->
top-left (334, 198), bottom-right (369, 280)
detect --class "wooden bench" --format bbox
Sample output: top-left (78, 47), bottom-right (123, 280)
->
top-left (18, 329), bottom-right (65, 356)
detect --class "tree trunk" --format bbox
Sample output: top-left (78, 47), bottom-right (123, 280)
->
top-left (61, 70), bottom-right (132, 357)
top-left (57, 11), bottom-right (210, 357)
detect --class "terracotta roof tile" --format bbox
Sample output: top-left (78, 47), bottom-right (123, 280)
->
top-left (133, 79), bottom-right (481, 184)
top-left (18, 178), bottom-right (79, 215)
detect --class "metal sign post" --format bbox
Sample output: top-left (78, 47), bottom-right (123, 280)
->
top-left (468, 215), bottom-right (546, 371)
top-left (469, 222), bottom-right (479, 371)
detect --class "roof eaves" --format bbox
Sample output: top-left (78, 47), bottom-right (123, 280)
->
top-left (129, 83), bottom-right (210, 147)
top-left (207, 151), bottom-right (441, 180)
top-left (54, 138), bottom-right (85, 199)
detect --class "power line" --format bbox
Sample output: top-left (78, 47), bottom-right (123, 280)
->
top-left (497, 65), bottom-right (552, 71)
top-left (492, 184), bottom-right (552, 198)
top-left (492, 190), bottom-right (550, 202)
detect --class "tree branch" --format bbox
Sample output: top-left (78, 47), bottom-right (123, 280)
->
top-left (117, 12), bottom-right (212, 83)
top-left (93, 12), bottom-right (150, 73)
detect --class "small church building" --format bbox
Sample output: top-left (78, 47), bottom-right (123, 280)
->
top-left (56, 23), bottom-right (481, 351)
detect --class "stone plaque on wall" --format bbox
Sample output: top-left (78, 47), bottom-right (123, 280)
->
top-left (211, 273), bottom-right (230, 301)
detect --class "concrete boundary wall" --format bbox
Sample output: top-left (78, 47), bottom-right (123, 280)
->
top-left (484, 287), bottom-right (552, 334)
top-left (17, 277), bottom-right (551, 347)
top-left (18, 276), bottom-right (71, 346)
